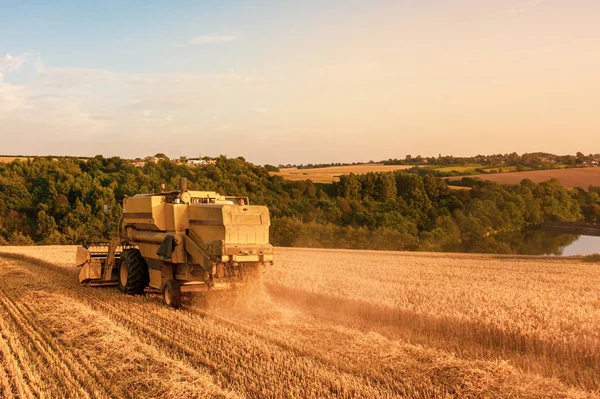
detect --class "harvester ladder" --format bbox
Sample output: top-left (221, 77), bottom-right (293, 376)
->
top-left (102, 237), bottom-right (120, 281)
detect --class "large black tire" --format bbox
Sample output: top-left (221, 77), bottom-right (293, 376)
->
top-left (162, 280), bottom-right (182, 309)
top-left (118, 249), bottom-right (149, 295)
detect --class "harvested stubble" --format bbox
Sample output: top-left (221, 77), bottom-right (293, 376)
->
top-left (0, 245), bottom-right (598, 398)
top-left (271, 164), bottom-right (414, 183)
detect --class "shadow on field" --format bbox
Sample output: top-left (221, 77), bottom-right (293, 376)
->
top-left (266, 284), bottom-right (600, 391)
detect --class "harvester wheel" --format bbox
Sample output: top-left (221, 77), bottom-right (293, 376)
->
top-left (118, 249), bottom-right (149, 295)
top-left (118, 262), bottom-right (128, 293)
top-left (163, 280), bottom-right (182, 309)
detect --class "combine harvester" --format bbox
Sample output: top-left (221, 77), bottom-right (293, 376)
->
top-left (76, 178), bottom-right (274, 308)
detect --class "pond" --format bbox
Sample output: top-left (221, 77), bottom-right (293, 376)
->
top-left (557, 235), bottom-right (600, 256)
top-left (499, 230), bottom-right (600, 256)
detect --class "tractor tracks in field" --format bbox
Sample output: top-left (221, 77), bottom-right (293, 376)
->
top-left (0, 261), bottom-right (119, 399)
top-left (0, 253), bottom-right (595, 399)
top-left (79, 286), bottom-right (401, 398)
top-left (0, 257), bottom-right (232, 399)
top-left (0, 255), bottom-right (399, 399)
top-left (0, 254), bottom-right (463, 398)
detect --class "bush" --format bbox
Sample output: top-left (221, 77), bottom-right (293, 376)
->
top-left (582, 254), bottom-right (600, 263)
top-left (264, 164), bottom-right (280, 172)
top-left (8, 232), bottom-right (35, 246)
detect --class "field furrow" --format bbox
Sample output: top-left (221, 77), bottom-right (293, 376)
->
top-left (71, 285), bottom-right (397, 398)
top-left (0, 256), bottom-right (545, 398)
top-left (0, 293), bottom-right (48, 398)
top-left (0, 254), bottom-right (408, 397)
top-left (0, 292), bottom-right (123, 399)
top-left (0, 256), bottom-right (236, 399)
top-left (0, 355), bottom-right (15, 399)
top-left (0, 261), bottom-right (114, 399)
top-left (0, 289), bottom-right (92, 398)
top-left (0, 248), bottom-right (598, 399)
top-left (0, 320), bottom-right (34, 399)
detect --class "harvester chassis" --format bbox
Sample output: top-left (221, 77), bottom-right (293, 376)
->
top-left (76, 179), bottom-right (274, 308)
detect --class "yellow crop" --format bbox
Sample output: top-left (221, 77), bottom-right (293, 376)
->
top-left (0, 246), bottom-right (597, 398)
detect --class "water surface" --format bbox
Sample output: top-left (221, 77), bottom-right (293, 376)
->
top-left (499, 230), bottom-right (600, 256)
top-left (558, 235), bottom-right (600, 256)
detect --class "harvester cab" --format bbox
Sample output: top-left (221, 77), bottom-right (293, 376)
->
top-left (76, 178), bottom-right (274, 308)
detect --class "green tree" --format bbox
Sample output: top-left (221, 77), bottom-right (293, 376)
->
top-left (337, 174), bottom-right (362, 199)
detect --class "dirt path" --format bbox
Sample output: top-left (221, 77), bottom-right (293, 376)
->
top-left (0, 252), bottom-right (596, 398)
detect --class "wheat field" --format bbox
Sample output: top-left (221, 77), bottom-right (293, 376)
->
top-left (0, 246), bottom-right (598, 398)
top-left (0, 157), bottom-right (30, 163)
top-left (271, 165), bottom-right (414, 183)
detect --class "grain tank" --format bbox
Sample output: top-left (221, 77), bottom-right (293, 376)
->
top-left (76, 178), bottom-right (274, 308)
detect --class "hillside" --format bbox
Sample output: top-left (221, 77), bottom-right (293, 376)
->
top-left (0, 155), bottom-right (599, 254)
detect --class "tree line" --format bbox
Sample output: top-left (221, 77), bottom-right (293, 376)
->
top-left (278, 152), bottom-right (600, 170)
top-left (0, 155), bottom-right (598, 254)
top-left (383, 151), bottom-right (600, 168)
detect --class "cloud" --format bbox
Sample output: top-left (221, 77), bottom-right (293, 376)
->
top-left (0, 77), bottom-right (28, 113)
top-left (187, 33), bottom-right (238, 45)
top-left (506, 0), bottom-right (548, 14)
top-left (0, 53), bottom-right (270, 157)
top-left (0, 53), bottom-right (26, 72)
top-left (0, 75), bottom-right (107, 139)
top-left (32, 66), bottom-right (264, 92)
top-left (37, 67), bottom-right (115, 88)
top-left (253, 107), bottom-right (268, 113)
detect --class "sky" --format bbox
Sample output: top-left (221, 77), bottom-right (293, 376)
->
top-left (0, 0), bottom-right (599, 165)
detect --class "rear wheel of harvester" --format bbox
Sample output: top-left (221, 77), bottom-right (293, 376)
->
top-left (163, 280), bottom-right (182, 309)
top-left (118, 262), bottom-right (128, 292)
top-left (118, 249), bottom-right (149, 295)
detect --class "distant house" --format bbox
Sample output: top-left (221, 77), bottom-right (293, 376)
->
top-left (132, 159), bottom-right (146, 168)
top-left (132, 156), bottom-right (217, 168)
top-left (187, 158), bottom-right (205, 166)
top-left (184, 158), bottom-right (217, 168)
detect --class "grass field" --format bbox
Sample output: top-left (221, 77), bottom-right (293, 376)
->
top-left (0, 246), bottom-right (598, 398)
top-left (271, 164), bottom-right (594, 189)
top-left (433, 164), bottom-right (518, 174)
top-left (271, 164), bottom-right (414, 183)
top-left (448, 167), bottom-right (600, 189)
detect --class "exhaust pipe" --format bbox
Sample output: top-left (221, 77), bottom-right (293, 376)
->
top-left (180, 177), bottom-right (188, 192)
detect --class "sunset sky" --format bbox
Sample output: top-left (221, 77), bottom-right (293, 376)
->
top-left (0, 0), bottom-right (598, 165)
